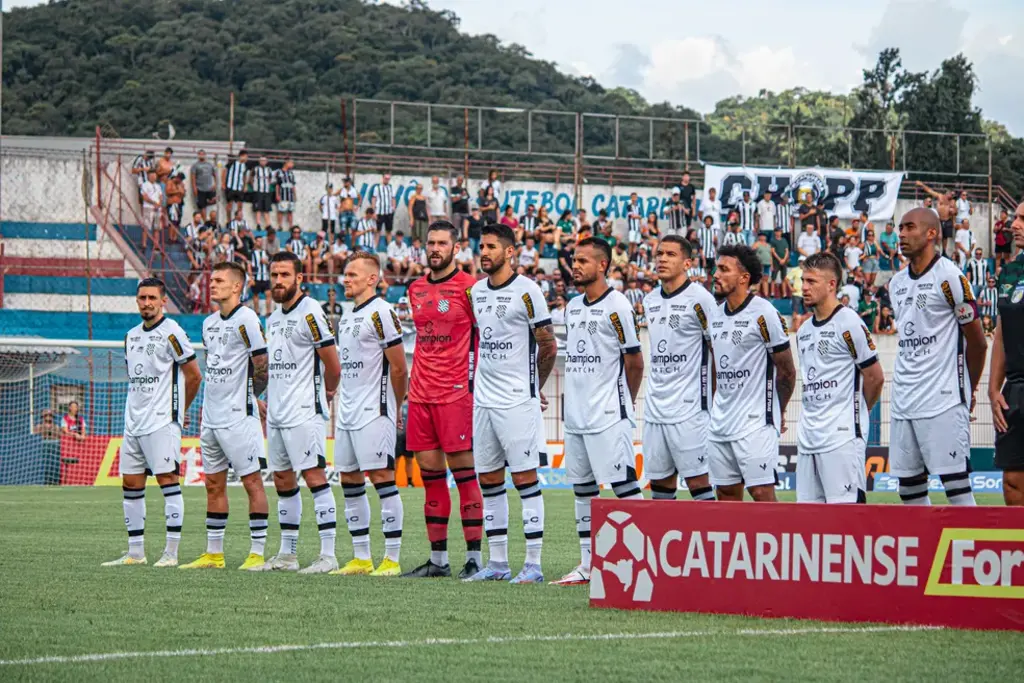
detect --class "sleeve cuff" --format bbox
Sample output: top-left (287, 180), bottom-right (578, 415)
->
top-left (858, 355), bottom-right (879, 370)
top-left (533, 318), bottom-right (553, 329)
top-left (770, 341), bottom-right (791, 354)
top-left (623, 346), bottom-right (642, 355)
top-left (384, 338), bottom-right (403, 349)
top-left (250, 348), bottom-right (268, 358)
top-left (314, 339), bottom-right (336, 349)
top-left (177, 354), bottom-right (197, 365)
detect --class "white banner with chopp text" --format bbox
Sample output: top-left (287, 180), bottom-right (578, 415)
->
top-left (702, 164), bottom-right (905, 221)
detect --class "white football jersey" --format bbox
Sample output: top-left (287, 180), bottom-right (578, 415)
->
top-left (335, 296), bottom-right (404, 430)
top-left (266, 294), bottom-right (335, 428)
top-left (123, 317), bottom-right (196, 437)
top-left (890, 254), bottom-right (978, 419)
top-left (795, 306), bottom-right (878, 453)
top-left (709, 294), bottom-right (790, 441)
top-left (564, 288), bottom-right (642, 434)
top-left (643, 281), bottom-right (717, 424)
top-left (201, 304), bottom-right (268, 429)
top-left (471, 274), bottom-right (552, 409)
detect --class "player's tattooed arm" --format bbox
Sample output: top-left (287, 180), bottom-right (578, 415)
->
top-left (772, 346), bottom-right (796, 411)
top-left (534, 324), bottom-right (557, 388)
top-left (251, 352), bottom-right (269, 397)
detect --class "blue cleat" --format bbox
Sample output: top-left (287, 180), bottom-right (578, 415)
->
top-left (510, 563), bottom-right (545, 585)
top-left (461, 563), bottom-right (512, 582)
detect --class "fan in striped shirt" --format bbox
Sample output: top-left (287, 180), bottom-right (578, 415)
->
top-left (249, 155), bottom-right (275, 230)
top-left (222, 149), bottom-right (249, 218)
top-left (248, 237), bottom-right (272, 316)
top-left (697, 216), bottom-right (718, 268)
top-left (624, 281), bottom-right (645, 311)
top-left (274, 159), bottom-right (297, 229)
top-left (626, 192), bottom-right (645, 255)
top-left (354, 208), bottom-right (379, 251)
top-left (775, 196), bottom-right (794, 241)
top-left (979, 275), bottom-right (999, 320)
top-left (520, 205), bottom-right (539, 240)
top-left (965, 248), bottom-right (989, 298)
top-left (131, 150), bottom-right (155, 195)
top-left (285, 226), bottom-right (309, 275)
top-left (371, 174), bottom-right (397, 236)
top-left (227, 209), bottom-right (248, 238)
top-left (735, 191), bottom-right (756, 245)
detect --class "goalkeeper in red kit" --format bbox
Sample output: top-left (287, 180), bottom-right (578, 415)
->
top-left (401, 220), bottom-right (484, 578)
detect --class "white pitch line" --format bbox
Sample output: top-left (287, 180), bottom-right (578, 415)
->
top-left (0, 625), bottom-right (942, 667)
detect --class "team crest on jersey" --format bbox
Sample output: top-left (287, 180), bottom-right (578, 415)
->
top-left (351, 323), bottom-right (360, 338)
top-left (668, 314), bottom-right (681, 330)
top-left (438, 299), bottom-right (450, 313)
top-left (731, 329), bottom-right (744, 345)
top-left (1013, 286), bottom-right (1024, 304)
top-left (587, 320), bottom-right (598, 336)
top-left (915, 293), bottom-right (928, 310)
top-left (145, 342), bottom-right (155, 356)
top-left (817, 338), bottom-right (831, 357)
top-left (496, 304), bottom-right (507, 319)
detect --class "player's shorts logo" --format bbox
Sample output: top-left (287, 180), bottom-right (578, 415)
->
top-left (438, 299), bottom-right (450, 313)
top-left (590, 510), bottom-right (658, 602)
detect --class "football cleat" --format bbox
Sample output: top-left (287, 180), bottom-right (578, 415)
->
top-left (400, 560), bottom-right (452, 578)
top-left (329, 558), bottom-right (374, 576)
top-left (462, 563), bottom-right (512, 583)
top-left (257, 554), bottom-right (299, 572)
top-left (369, 558), bottom-right (402, 577)
top-left (549, 565), bottom-right (590, 586)
top-left (510, 563), bottom-right (545, 585)
top-left (101, 553), bottom-right (147, 567)
top-left (179, 553), bottom-right (225, 569)
top-left (237, 553), bottom-right (265, 571)
top-left (457, 557), bottom-right (482, 580)
top-left (298, 554), bottom-right (339, 574)
top-left (153, 552), bottom-right (179, 568)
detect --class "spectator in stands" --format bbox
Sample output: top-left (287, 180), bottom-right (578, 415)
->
top-left (699, 187), bottom-right (722, 241)
top-left (286, 226), bottom-right (309, 275)
top-left (427, 176), bottom-right (447, 224)
top-left (464, 205), bottom-right (485, 255)
top-left (736, 190), bottom-right (756, 245)
top-left (697, 215), bottom-right (718, 273)
top-left (861, 230), bottom-right (880, 287)
top-left (386, 231), bottom-right (412, 283)
top-left (309, 231), bottom-right (330, 282)
top-left (754, 232), bottom-right (772, 297)
top-left (500, 205), bottom-right (519, 233)
top-left (329, 233), bottom-right (349, 281)
top-left (519, 204), bottom-right (538, 242)
top-left (556, 210), bottom-right (575, 247)
top-left (922, 195), bottom-right (937, 216)
top-left (322, 287), bottom-right (344, 335)
top-left (645, 212), bottom-right (661, 243)
top-left (844, 235), bottom-right (863, 280)
top-left (879, 221), bottom-right (900, 270)
top-left (982, 314), bottom-right (996, 337)
top-left (371, 173), bottom-right (397, 237)
top-left (274, 158), bottom-right (297, 229)
top-left (966, 248), bottom-right (990, 297)
top-left (214, 232), bottom-right (236, 265)
top-left (478, 186), bottom-right (499, 225)
top-left (33, 409), bottom-right (62, 485)
top-left (61, 401), bottom-right (86, 442)
top-left (222, 149), bottom-right (249, 219)
top-left (204, 208), bottom-right (221, 234)
top-left (859, 288), bottom-right (878, 331)
top-left (666, 189), bottom-right (684, 235)
top-left (250, 155), bottom-right (275, 230)
top-left (455, 238), bottom-right (476, 275)
top-left (320, 183), bottom-right (340, 241)
top-left (396, 296), bottom-right (412, 322)
top-left (407, 183), bottom-right (429, 240)
top-left (227, 207), bottom-right (248, 236)
top-left (756, 190), bottom-right (775, 239)
top-left (875, 304), bottom-right (895, 335)
top-left (337, 176), bottom-right (360, 241)
top-left (549, 295), bottom-right (567, 325)
top-left (954, 220), bottom-right (974, 269)
top-left (611, 241), bottom-right (630, 272)
top-left (995, 208), bottom-right (1013, 271)
top-left (608, 266), bottom-right (626, 292)
top-left (858, 212), bottom-right (874, 243)
top-left (165, 171), bottom-right (185, 239)
top-left (236, 221), bottom-right (255, 259)
top-left (408, 236), bottom-right (425, 279)
top-left (675, 172), bottom-right (696, 229)
top-left (776, 195), bottom-right (795, 248)
top-left (846, 218), bottom-right (862, 241)
top-left (248, 236), bottom-right (271, 316)
top-left (481, 169), bottom-right (502, 206)
top-left (592, 209), bottom-right (612, 238)
top-left (797, 222), bottom-right (821, 259)
top-left (535, 269), bottom-right (552, 299)
top-left (190, 150), bottom-right (217, 219)
top-left (624, 278), bottom-right (644, 313)
top-left (770, 227), bottom-right (790, 298)
top-left (557, 236), bottom-right (575, 286)
top-left (132, 149), bottom-right (155, 199)
top-left (186, 273), bottom-right (205, 313)
top-left (840, 276), bottom-right (861, 310)
top-left (980, 274), bottom-right (999, 321)
top-left (576, 209), bottom-right (591, 233)
top-left (536, 206), bottom-right (556, 250)
top-left (355, 207), bottom-right (378, 252)
top-left (788, 256), bottom-right (806, 329)
top-left (956, 190), bottom-right (972, 224)
top-left (518, 236), bottom-right (539, 275)
top-left (450, 176), bottom-right (470, 235)
top-left (139, 169), bottom-right (163, 252)
top-left (155, 147), bottom-right (175, 187)
top-left (183, 211), bottom-right (206, 272)
top-left (264, 226), bottom-right (281, 256)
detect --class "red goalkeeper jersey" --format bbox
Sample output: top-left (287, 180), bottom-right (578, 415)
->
top-left (408, 269), bottom-right (478, 405)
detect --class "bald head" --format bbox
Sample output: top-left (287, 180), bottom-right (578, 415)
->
top-left (898, 207), bottom-right (940, 260)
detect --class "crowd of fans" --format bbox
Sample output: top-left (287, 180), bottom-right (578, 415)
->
top-left (128, 149), bottom-right (1014, 335)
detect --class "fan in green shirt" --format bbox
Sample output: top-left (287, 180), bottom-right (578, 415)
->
top-left (858, 292), bottom-right (879, 330)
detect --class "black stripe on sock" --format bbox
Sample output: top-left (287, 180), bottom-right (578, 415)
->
top-left (430, 540), bottom-right (448, 551)
top-left (514, 480), bottom-right (540, 490)
top-left (524, 531), bottom-right (544, 540)
top-left (166, 525), bottom-right (182, 533)
top-left (485, 528), bottom-right (508, 538)
top-left (310, 483), bottom-right (330, 494)
top-left (690, 486), bottom-right (714, 498)
top-left (374, 480), bottom-right (397, 490)
top-left (650, 483), bottom-right (676, 495)
top-left (278, 487), bottom-right (300, 498)
top-left (466, 540), bottom-right (481, 552)
top-left (461, 519), bottom-right (484, 527)
top-left (317, 521), bottom-right (337, 530)
top-left (249, 512), bottom-right (269, 520)
top-left (378, 489), bottom-right (400, 499)
top-left (280, 523), bottom-right (300, 530)
top-left (206, 511), bottom-right (229, 520)
top-left (350, 528), bottom-right (370, 537)
top-left (425, 515), bottom-right (449, 525)
top-left (383, 530), bottom-right (403, 539)
top-left (128, 529), bottom-right (145, 537)
top-left (481, 486), bottom-right (506, 498)
top-left (900, 474), bottom-right (928, 487)
top-left (159, 482), bottom-right (178, 490)
top-left (519, 489), bottom-right (542, 499)
top-left (449, 466), bottom-right (474, 474)
top-left (944, 486), bottom-right (973, 498)
top-left (421, 470), bottom-right (447, 481)
top-left (899, 490), bottom-right (930, 501)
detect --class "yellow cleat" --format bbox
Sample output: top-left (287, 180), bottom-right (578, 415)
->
top-left (329, 558), bottom-right (374, 576)
top-left (179, 553), bottom-right (225, 569)
top-left (369, 558), bottom-right (402, 577)
top-left (101, 553), bottom-right (147, 567)
top-left (237, 553), bottom-right (265, 571)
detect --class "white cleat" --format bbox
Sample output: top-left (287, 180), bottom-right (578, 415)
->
top-left (101, 553), bottom-right (147, 567)
top-left (153, 552), bottom-right (179, 568)
top-left (257, 554), bottom-right (300, 572)
top-left (298, 554), bottom-right (339, 574)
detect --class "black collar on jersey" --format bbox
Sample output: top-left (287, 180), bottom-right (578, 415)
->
top-left (282, 294), bottom-right (307, 315)
top-left (583, 287), bottom-right (613, 307)
top-left (908, 253), bottom-right (941, 281)
top-left (219, 303), bottom-right (243, 321)
top-left (352, 295), bottom-right (380, 313)
top-left (661, 280), bottom-right (692, 299)
top-left (487, 273), bottom-right (518, 290)
top-left (811, 303), bottom-right (844, 328)
top-left (724, 292), bottom-right (754, 317)
top-left (426, 268), bottom-right (459, 285)
top-left (143, 315), bottom-right (166, 331)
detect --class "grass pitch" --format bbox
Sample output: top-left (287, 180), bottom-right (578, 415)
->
top-left (0, 487), bottom-right (1019, 682)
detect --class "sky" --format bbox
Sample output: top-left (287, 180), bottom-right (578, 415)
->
top-left (5, 0), bottom-right (1024, 134)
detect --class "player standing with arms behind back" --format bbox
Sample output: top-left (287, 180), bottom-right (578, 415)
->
top-left (553, 238), bottom-right (645, 587)
top-left (708, 245), bottom-right (796, 502)
top-left (259, 251), bottom-right (343, 572)
top-left (795, 253), bottom-right (884, 503)
top-left (180, 262), bottom-right (271, 570)
top-left (642, 235), bottom-right (717, 502)
top-left (103, 279), bottom-right (201, 567)
top-left (463, 224), bottom-right (557, 584)
top-left (890, 208), bottom-right (987, 506)
top-left (331, 252), bottom-right (409, 577)
top-left (402, 221), bottom-right (485, 579)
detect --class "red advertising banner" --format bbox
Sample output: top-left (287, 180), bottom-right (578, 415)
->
top-left (589, 500), bottom-right (1024, 631)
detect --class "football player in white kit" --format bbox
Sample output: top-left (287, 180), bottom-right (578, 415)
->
top-left (554, 237), bottom-right (645, 587)
top-left (890, 208), bottom-right (988, 505)
top-left (103, 279), bottom-right (202, 567)
top-left (709, 244), bottom-right (797, 502)
top-left (642, 235), bottom-right (718, 502)
top-left (332, 251), bottom-right (409, 577)
top-left (463, 224), bottom-right (557, 585)
top-left (796, 253), bottom-right (885, 503)
top-left (180, 262), bottom-right (271, 570)
top-left (259, 251), bottom-right (343, 572)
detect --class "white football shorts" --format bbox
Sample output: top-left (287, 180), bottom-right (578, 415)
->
top-left (708, 425), bottom-right (779, 488)
top-left (642, 412), bottom-right (710, 481)
top-left (565, 419), bottom-right (636, 486)
top-left (267, 417), bottom-right (326, 473)
top-left (473, 401), bottom-right (541, 474)
top-left (797, 438), bottom-right (866, 504)
top-left (120, 422), bottom-right (182, 476)
top-left (200, 416), bottom-right (265, 478)
top-left (890, 403), bottom-right (971, 478)
top-left (335, 416), bottom-right (396, 473)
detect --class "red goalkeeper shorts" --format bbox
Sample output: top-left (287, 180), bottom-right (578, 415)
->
top-left (406, 393), bottom-right (473, 454)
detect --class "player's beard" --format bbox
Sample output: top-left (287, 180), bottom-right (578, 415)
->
top-left (480, 253), bottom-right (504, 275)
top-left (138, 308), bottom-right (158, 321)
top-left (572, 271), bottom-right (596, 287)
top-left (271, 281), bottom-right (298, 304)
top-left (428, 247), bottom-right (454, 273)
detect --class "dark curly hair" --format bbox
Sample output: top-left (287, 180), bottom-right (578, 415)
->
top-left (717, 244), bottom-right (763, 285)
